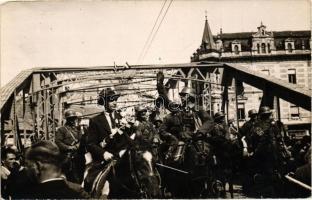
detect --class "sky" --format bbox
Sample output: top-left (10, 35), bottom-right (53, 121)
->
top-left (0, 0), bottom-right (310, 86)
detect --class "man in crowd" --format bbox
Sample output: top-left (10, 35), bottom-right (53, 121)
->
top-left (1, 146), bottom-right (19, 198)
top-left (55, 109), bottom-right (84, 183)
top-left (24, 140), bottom-right (89, 199)
top-left (240, 109), bottom-right (258, 157)
top-left (249, 106), bottom-right (285, 198)
top-left (239, 109), bottom-right (258, 194)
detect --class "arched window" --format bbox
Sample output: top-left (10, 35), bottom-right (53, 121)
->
top-left (234, 45), bottom-right (239, 55)
top-left (261, 43), bottom-right (266, 53)
top-left (257, 44), bottom-right (260, 54)
top-left (268, 43), bottom-right (271, 53)
top-left (287, 43), bottom-right (293, 53)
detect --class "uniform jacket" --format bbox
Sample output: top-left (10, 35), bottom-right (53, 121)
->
top-left (159, 111), bottom-right (202, 142)
top-left (240, 119), bottom-right (258, 150)
top-left (251, 119), bottom-right (282, 157)
top-left (135, 121), bottom-right (157, 149)
top-left (55, 124), bottom-right (82, 153)
top-left (86, 112), bottom-right (129, 162)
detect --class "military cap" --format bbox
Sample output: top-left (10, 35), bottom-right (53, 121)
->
top-left (153, 115), bottom-right (163, 123)
top-left (179, 87), bottom-right (196, 98)
top-left (248, 109), bottom-right (258, 117)
top-left (214, 111), bottom-right (225, 120)
top-left (65, 110), bottom-right (78, 118)
top-left (258, 106), bottom-right (272, 115)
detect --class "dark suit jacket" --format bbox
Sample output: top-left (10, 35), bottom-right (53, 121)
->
top-left (25, 179), bottom-right (85, 199)
top-left (86, 112), bottom-right (129, 161)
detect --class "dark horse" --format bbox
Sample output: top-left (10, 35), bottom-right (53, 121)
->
top-left (161, 138), bottom-right (220, 198)
top-left (83, 148), bottom-right (161, 199)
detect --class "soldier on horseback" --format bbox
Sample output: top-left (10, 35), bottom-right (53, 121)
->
top-left (55, 110), bottom-right (84, 183)
top-left (133, 106), bottom-right (159, 153)
top-left (248, 106), bottom-right (288, 198)
top-left (159, 87), bottom-right (201, 163)
top-left (156, 72), bottom-right (213, 198)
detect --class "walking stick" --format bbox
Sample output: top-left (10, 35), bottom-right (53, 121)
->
top-left (285, 174), bottom-right (312, 191)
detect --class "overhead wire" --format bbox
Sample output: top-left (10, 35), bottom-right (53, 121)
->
top-left (137, 0), bottom-right (168, 64)
top-left (139, 0), bottom-right (174, 64)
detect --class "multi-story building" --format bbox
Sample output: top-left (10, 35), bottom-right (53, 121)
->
top-left (191, 17), bottom-right (311, 136)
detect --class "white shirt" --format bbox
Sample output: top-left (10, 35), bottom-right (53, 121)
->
top-left (104, 111), bottom-right (113, 131)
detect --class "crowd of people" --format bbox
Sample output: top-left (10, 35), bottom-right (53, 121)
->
top-left (1, 75), bottom-right (311, 199)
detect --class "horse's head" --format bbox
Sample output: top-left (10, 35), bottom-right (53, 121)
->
top-left (132, 150), bottom-right (162, 198)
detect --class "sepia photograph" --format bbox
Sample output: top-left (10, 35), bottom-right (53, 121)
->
top-left (0, 0), bottom-right (311, 198)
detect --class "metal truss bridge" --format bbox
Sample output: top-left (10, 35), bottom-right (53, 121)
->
top-left (1, 62), bottom-right (311, 148)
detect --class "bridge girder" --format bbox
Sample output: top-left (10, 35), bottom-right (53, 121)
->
top-left (0, 62), bottom-right (310, 147)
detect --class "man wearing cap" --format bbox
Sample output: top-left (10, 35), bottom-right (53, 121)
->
top-left (86, 87), bottom-right (128, 162)
top-left (1, 146), bottom-right (19, 198)
top-left (249, 106), bottom-right (285, 197)
top-left (134, 106), bottom-right (158, 151)
top-left (200, 111), bottom-right (231, 197)
top-left (85, 87), bottom-right (131, 196)
top-left (24, 140), bottom-right (89, 199)
top-left (210, 112), bottom-right (231, 164)
top-left (55, 109), bottom-right (83, 183)
top-left (158, 89), bottom-right (203, 149)
top-left (239, 109), bottom-right (258, 194)
top-left (240, 109), bottom-right (258, 157)
top-left (156, 71), bottom-right (203, 135)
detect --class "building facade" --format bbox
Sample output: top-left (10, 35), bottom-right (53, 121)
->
top-left (191, 18), bottom-right (311, 136)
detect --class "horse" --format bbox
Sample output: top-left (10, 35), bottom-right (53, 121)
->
top-left (82, 147), bottom-right (162, 199)
top-left (160, 137), bottom-right (221, 198)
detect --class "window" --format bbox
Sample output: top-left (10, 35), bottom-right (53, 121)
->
top-left (234, 45), bottom-right (239, 55)
top-left (268, 43), bottom-right (271, 53)
top-left (261, 43), bottom-right (266, 53)
top-left (290, 104), bottom-right (300, 119)
top-left (257, 44), bottom-right (260, 54)
top-left (237, 103), bottom-right (246, 120)
top-left (287, 43), bottom-right (293, 53)
top-left (261, 69), bottom-right (270, 76)
top-left (288, 69), bottom-right (296, 84)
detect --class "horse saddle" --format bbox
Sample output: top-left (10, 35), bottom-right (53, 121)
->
top-left (84, 161), bottom-right (115, 197)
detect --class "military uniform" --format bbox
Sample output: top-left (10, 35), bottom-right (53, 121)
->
top-left (250, 119), bottom-right (282, 173)
top-left (208, 120), bottom-right (231, 168)
top-left (248, 107), bottom-right (286, 198)
top-left (56, 124), bottom-right (85, 183)
top-left (135, 121), bottom-right (157, 150)
top-left (240, 110), bottom-right (258, 194)
top-left (56, 125), bottom-right (82, 153)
